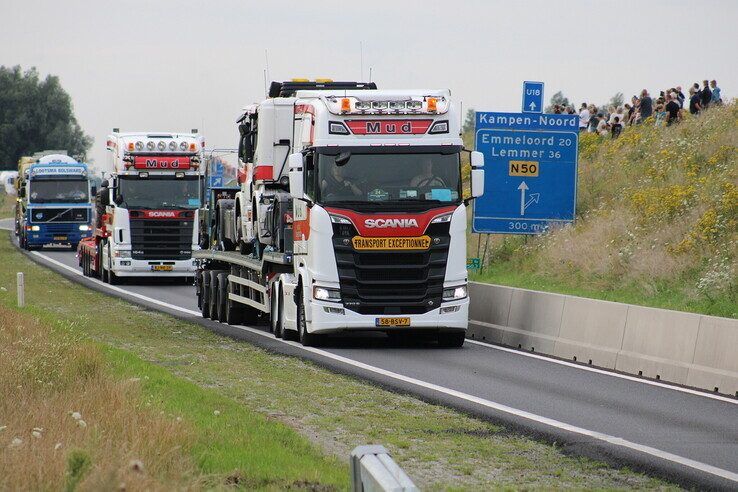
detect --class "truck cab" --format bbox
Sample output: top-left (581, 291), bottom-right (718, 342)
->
top-left (87, 131), bottom-right (204, 282)
top-left (16, 154), bottom-right (93, 250)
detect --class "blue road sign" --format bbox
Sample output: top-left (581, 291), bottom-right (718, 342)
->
top-left (522, 81), bottom-right (544, 113)
top-left (473, 111), bottom-right (579, 234)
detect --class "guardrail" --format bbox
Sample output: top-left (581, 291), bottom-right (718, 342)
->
top-left (467, 282), bottom-right (738, 396)
top-left (350, 445), bottom-right (418, 492)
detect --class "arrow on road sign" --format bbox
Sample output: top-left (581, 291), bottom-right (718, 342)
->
top-left (529, 102), bottom-right (537, 111)
top-left (518, 182), bottom-right (528, 215)
top-left (518, 182), bottom-right (540, 216)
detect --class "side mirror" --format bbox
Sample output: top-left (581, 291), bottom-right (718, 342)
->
top-left (99, 188), bottom-right (110, 207)
top-left (288, 153), bottom-right (304, 200)
top-left (470, 151), bottom-right (485, 199)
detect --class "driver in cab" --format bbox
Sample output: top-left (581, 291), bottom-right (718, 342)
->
top-left (321, 164), bottom-right (361, 197)
top-left (411, 158), bottom-right (446, 189)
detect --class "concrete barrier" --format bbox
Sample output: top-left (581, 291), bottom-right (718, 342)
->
top-left (467, 282), bottom-right (738, 396)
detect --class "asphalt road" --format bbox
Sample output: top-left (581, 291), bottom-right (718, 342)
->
top-left (7, 229), bottom-right (737, 490)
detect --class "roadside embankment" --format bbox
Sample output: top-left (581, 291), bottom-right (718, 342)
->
top-left (470, 103), bottom-right (737, 318)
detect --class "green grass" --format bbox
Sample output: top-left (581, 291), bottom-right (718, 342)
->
top-left (0, 192), bottom-right (15, 219)
top-left (0, 232), bottom-right (676, 489)
top-left (471, 251), bottom-right (738, 318)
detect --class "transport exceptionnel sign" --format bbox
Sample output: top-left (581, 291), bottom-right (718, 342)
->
top-left (472, 110), bottom-right (579, 235)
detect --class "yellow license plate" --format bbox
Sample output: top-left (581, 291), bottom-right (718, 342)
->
top-left (54, 236), bottom-right (67, 240)
top-left (352, 235), bottom-right (430, 251)
top-left (151, 265), bottom-right (173, 271)
top-left (375, 317), bottom-right (411, 327)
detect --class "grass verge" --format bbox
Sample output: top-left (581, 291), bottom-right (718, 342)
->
top-left (0, 192), bottom-right (15, 219)
top-left (0, 232), bottom-right (676, 490)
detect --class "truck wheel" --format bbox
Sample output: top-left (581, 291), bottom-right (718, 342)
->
top-left (209, 270), bottom-right (221, 321)
top-left (223, 276), bottom-right (245, 325)
top-left (437, 331), bottom-right (466, 348)
top-left (200, 271), bottom-right (211, 318)
top-left (297, 296), bottom-right (322, 347)
top-left (271, 285), bottom-right (282, 338)
top-left (108, 270), bottom-right (121, 285)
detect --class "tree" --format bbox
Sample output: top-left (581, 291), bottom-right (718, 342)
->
top-left (0, 65), bottom-right (92, 170)
top-left (544, 91), bottom-right (570, 113)
top-left (462, 108), bottom-right (476, 134)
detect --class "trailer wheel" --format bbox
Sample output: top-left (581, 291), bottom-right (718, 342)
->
top-left (200, 271), bottom-right (211, 318)
top-left (82, 252), bottom-right (89, 276)
top-left (208, 270), bottom-right (221, 321)
top-left (297, 295), bottom-right (322, 347)
top-left (196, 271), bottom-right (203, 309)
top-left (437, 331), bottom-right (466, 348)
top-left (223, 276), bottom-right (244, 325)
top-left (216, 273), bottom-right (230, 322)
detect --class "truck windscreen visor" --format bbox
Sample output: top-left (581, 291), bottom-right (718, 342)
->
top-left (29, 179), bottom-right (89, 203)
top-left (115, 176), bottom-right (201, 209)
top-left (313, 151), bottom-right (462, 208)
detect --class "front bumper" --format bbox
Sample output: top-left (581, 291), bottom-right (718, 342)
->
top-left (111, 258), bottom-right (196, 277)
top-left (306, 297), bottom-right (469, 334)
top-left (27, 228), bottom-right (92, 246)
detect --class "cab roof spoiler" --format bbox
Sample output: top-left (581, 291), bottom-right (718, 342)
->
top-left (269, 81), bottom-right (377, 98)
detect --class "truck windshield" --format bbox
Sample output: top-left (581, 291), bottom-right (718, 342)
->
top-left (314, 151), bottom-right (461, 209)
top-left (115, 176), bottom-right (201, 209)
top-left (29, 179), bottom-right (89, 203)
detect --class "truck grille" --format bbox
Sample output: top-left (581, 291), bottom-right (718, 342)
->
top-left (130, 216), bottom-right (194, 260)
top-left (332, 222), bottom-right (450, 315)
top-left (30, 208), bottom-right (88, 223)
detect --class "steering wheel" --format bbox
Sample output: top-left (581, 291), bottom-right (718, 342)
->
top-left (416, 176), bottom-right (447, 188)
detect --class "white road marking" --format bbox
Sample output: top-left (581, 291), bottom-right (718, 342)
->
top-left (26, 248), bottom-right (738, 484)
top-left (464, 339), bottom-right (738, 405)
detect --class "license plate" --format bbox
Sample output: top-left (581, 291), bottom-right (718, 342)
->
top-left (353, 235), bottom-right (430, 251)
top-left (151, 265), bottom-right (173, 271)
top-left (375, 317), bottom-right (411, 327)
top-left (53, 236), bottom-right (67, 241)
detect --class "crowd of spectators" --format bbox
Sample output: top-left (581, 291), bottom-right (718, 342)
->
top-left (557, 80), bottom-right (724, 139)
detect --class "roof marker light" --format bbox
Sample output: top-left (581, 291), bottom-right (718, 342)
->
top-left (157, 141), bottom-right (166, 151)
top-left (179, 141), bottom-right (188, 151)
top-left (135, 141), bottom-right (144, 150)
top-left (354, 101), bottom-right (371, 111)
top-left (168, 141), bottom-right (177, 151)
top-left (189, 143), bottom-right (196, 151)
top-left (146, 141), bottom-right (155, 151)
top-left (127, 142), bottom-right (134, 151)
top-left (341, 98), bottom-right (351, 112)
top-left (427, 97), bottom-right (438, 112)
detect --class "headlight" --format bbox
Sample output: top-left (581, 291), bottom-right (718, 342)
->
top-left (431, 213), bottom-right (453, 224)
top-left (146, 141), bottom-right (155, 151)
top-left (78, 225), bottom-right (90, 231)
top-left (329, 213), bottom-right (352, 225)
top-left (113, 250), bottom-right (131, 258)
top-left (135, 141), bottom-right (144, 150)
top-left (179, 141), bottom-right (188, 151)
top-left (30, 225), bottom-right (41, 231)
top-left (442, 285), bottom-right (467, 301)
top-left (157, 141), bottom-right (166, 151)
top-left (313, 286), bottom-right (341, 302)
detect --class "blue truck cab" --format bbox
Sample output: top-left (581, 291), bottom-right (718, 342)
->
top-left (17, 154), bottom-right (94, 250)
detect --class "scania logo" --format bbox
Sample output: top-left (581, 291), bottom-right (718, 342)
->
top-left (364, 218), bottom-right (419, 228)
top-left (147, 211), bottom-right (177, 218)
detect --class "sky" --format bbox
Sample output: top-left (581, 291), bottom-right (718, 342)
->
top-left (2, 0), bottom-right (736, 172)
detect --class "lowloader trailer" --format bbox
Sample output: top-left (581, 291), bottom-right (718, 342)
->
top-left (194, 80), bottom-right (485, 347)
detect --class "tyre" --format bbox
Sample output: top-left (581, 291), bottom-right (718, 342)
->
top-left (109, 269), bottom-right (121, 285)
top-left (271, 285), bottom-right (282, 338)
top-left (196, 271), bottom-right (203, 309)
top-left (216, 272), bottom-right (229, 322)
top-left (297, 295), bottom-right (321, 347)
top-left (208, 270), bottom-right (220, 321)
top-left (223, 276), bottom-right (244, 325)
top-left (437, 331), bottom-right (466, 348)
top-left (200, 271), bottom-right (211, 318)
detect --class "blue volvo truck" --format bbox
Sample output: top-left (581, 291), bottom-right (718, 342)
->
top-left (16, 154), bottom-right (94, 250)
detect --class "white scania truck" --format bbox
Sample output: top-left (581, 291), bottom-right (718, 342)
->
top-left (77, 131), bottom-right (204, 283)
top-left (194, 80), bottom-right (484, 346)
